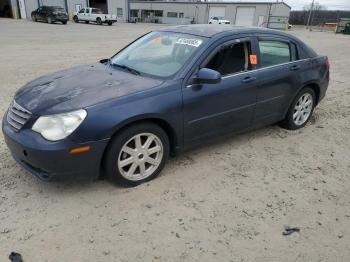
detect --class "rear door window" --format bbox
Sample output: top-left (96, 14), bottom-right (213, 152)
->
top-left (79, 8), bottom-right (85, 13)
top-left (258, 40), bottom-right (291, 67)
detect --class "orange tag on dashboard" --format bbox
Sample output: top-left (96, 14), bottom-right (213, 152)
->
top-left (153, 38), bottom-right (161, 43)
top-left (250, 55), bottom-right (257, 65)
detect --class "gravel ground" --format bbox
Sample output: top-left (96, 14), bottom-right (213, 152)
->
top-left (0, 19), bottom-right (349, 262)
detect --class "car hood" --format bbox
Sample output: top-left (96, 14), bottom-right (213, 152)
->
top-left (14, 63), bottom-right (163, 115)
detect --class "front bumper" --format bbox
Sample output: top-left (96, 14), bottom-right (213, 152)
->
top-left (2, 116), bottom-right (109, 182)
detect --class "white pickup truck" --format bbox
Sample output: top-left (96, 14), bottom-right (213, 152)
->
top-left (73, 7), bottom-right (117, 25)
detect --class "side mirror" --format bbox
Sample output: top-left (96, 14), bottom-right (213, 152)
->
top-left (191, 68), bottom-right (221, 85)
top-left (99, 58), bottom-right (109, 64)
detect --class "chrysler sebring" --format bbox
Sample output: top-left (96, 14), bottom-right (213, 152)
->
top-left (2, 25), bottom-right (329, 186)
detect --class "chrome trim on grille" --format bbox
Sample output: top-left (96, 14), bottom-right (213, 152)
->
top-left (7, 100), bottom-right (32, 131)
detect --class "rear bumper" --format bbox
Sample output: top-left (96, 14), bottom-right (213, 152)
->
top-left (2, 115), bottom-right (109, 182)
top-left (319, 71), bottom-right (330, 103)
top-left (53, 16), bottom-right (68, 22)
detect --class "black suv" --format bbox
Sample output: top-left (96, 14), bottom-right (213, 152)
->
top-left (31, 6), bottom-right (68, 24)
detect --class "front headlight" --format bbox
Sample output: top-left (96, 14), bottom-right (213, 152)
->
top-left (32, 109), bottom-right (87, 141)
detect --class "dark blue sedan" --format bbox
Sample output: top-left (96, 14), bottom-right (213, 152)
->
top-left (2, 25), bottom-right (329, 186)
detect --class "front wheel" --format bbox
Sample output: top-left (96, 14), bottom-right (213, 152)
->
top-left (107, 21), bottom-right (112, 26)
top-left (62, 21), bottom-right (67, 24)
top-left (47, 16), bottom-right (53, 24)
top-left (73, 15), bottom-right (78, 23)
top-left (96, 17), bottom-right (102, 25)
top-left (280, 87), bottom-right (316, 130)
top-left (31, 15), bottom-right (36, 22)
top-left (104, 122), bottom-right (170, 186)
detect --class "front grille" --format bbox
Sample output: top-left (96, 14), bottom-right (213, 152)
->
top-left (7, 100), bottom-right (32, 131)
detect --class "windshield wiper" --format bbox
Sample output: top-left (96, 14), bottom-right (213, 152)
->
top-left (111, 63), bottom-right (141, 75)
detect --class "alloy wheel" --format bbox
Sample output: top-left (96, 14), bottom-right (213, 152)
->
top-left (118, 133), bottom-right (163, 181)
top-left (293, 93), bottom-right (313, 126)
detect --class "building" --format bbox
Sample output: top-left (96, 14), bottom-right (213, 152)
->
top-left (130, 1), bottom-right (291, 27)
top-left (2, 0), bottom-right (290, 28)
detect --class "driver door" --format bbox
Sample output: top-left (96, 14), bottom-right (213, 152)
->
top-left (182, 37), bottom-right (259, 144)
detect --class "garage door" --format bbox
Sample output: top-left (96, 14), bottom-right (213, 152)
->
top-left (40, 0), bottom-right (66, 9)
top-left (209, 7), bottom-right (225, 20)
top-left (235, 7), bottom-right (255, 26)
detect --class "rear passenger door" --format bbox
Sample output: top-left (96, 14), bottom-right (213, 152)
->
top-left (253, 36), bottom-right (301, 125)
top-left (84, 8), bottom-right (91, 21)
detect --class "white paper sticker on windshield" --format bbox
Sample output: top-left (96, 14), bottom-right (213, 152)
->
top-left (176, 38), bottom-right (202, 47)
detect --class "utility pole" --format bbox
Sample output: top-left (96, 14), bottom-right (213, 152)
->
top-left (306, 0), bottom-right (315, 29)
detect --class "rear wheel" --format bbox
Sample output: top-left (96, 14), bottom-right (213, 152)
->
top-left (107, 21), bottom-right (112, 26)
top-left (73, 15), bottom-right (78, 23)
top-left (104, 122), bottom-right (170, 186)
top-left (280, 87), bottom-right (316, 130)
top-left (85, 21), bottom-right (89, 24)
top-left (62, 21), bottom-right (67, 24)
top-left (96, 17), bottom-right (102, 25)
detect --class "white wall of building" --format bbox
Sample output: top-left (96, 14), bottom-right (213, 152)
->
top-left (21, 0), bottom-right (290, 25)
top-left (130, 2), bottom-right (290, 26)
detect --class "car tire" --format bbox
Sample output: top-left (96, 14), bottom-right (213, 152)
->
top-left (280, 87), bottom-right (316, 130)
top-left (209, 22), bottom-right (212, 24)
top-left (104, 122), bottom-right (170, 186)
top-left (73, 15), bottom-right (78, 23)
top-left (85, 21), bottom-right (89, 24)
top-left (107, 21), bottom-right (112, 26)
top-left (47, 17), bottom-right (53, 24)
top-left (62, 21), bottom-right (67, 25)
top-left (96, 17), bottom-right (102, 25)
top-left (31, 15), bottom-right (36, 22)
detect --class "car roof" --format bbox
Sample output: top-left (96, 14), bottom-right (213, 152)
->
top-left (158, 24), bottom-right (292, 38)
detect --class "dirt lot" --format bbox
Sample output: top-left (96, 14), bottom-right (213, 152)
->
top-left (0, 19), bottom-right (349, 262)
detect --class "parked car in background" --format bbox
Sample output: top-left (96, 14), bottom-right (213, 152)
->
top-left (2, 25), bottom-right (329, 186)
top-left (209, 16), bottom-right (230, 24)
top-left (31, 6), bottom-right (68, 24)
top-left (73, 8), bottom-right (117, 25)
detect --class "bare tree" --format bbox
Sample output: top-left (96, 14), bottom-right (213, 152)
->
top-left (303, 2), bottom-right (327, 11)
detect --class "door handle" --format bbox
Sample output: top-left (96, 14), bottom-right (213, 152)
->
top-left (241, 76), bottom-right (256, 83)
top-left (290, 65), bottom-right (301, 71)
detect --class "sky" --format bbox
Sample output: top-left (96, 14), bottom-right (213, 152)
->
top-left (284, 0), bottom-right (350, 10)
top-left (235, 0), bottom-right (350, 10)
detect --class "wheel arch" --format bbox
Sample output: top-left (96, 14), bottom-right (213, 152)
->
top-left (282, 82), bottom-right (321, 120)
top-left (99, 117), bottom-right (179, 177)
top-left (305, 82), bottom-right (321, 105)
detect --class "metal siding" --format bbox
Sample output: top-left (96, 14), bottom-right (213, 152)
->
top-left (24, 0), bottom-right (39, 18)
top-left (67, 0), bottom-right (87, 17)
top-left (129, 2), bottom-right (289, 26)
top-left (107, 0), bottom-right (127, 21)
top-left (40, 0), bottom-right (65, 8)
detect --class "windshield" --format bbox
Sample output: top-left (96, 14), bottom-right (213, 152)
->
top-left (110, 32), bottom-right (207, 78)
